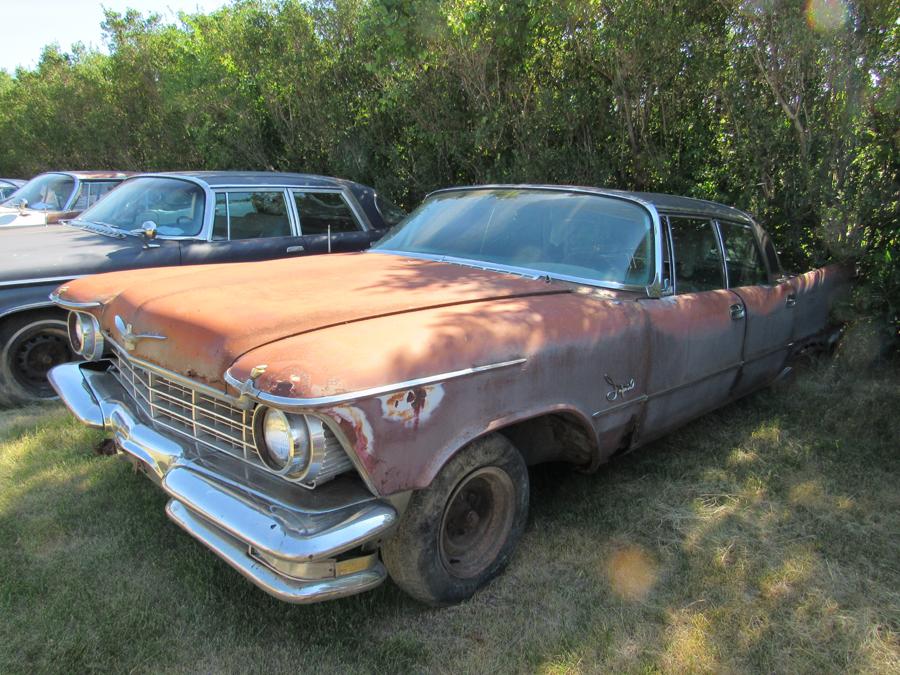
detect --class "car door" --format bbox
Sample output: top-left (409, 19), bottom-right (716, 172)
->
top-left (179, 188), bottom-right (309, 265)
top-left (718, 220), bottom-right (794, 397)
top-left (290, 189), bottom-right (381, 253)
top-left (637, 216), bottom-right (746, 443)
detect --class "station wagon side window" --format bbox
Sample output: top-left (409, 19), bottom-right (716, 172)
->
top-left (669, 217), bottom-right (725, 293)
top-left (292, 191), bottom-right (362, 235)
top-left (211, 191), bottom-right (292, 240)
top-left (718, 221), bottom-right (769, 288)
top-left (70, 181), bottom-right (120, 210)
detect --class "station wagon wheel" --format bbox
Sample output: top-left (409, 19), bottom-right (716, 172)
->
top-left (381, 433), bottom-right (529, 606)
top-left (0, 311), bottom-right (72, 406)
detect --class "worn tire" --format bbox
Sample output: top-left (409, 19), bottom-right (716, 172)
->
top-left (381, 433), bottom-right (529, 606)
top-left (0, 310), bottom-right (72, 407)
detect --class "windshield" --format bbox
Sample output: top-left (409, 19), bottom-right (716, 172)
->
top-left (3, 173), bottom-right (76, 211)
top-left (76, 176), bottom-right (206, 236)
top-left (373, 189), bottom-right (655, 287)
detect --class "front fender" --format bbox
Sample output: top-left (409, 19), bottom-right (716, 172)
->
top-left (0, 281), bottom-right (66, 320)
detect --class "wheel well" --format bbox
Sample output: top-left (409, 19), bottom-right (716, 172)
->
top-left (494, 412), bottom-right (597, 469)
top-left (0, 305), bottom-right (66, 331)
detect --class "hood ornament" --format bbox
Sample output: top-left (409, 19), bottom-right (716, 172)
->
top-left (231, 365), bottom-right (267, 405)
top-left (114, 314), bottom-right (167, 351)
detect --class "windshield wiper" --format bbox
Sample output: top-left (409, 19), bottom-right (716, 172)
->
top-left (66, 219), bottom-right (127, 239)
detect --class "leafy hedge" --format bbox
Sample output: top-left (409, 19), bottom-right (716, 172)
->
top-left (0, 0), bottom-right (896, 346)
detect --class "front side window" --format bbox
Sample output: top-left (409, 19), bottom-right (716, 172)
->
top-left (719, 222), bottom-right (768, 287)
top-left (669, 217), bottom-right (725, 293)
top-left (293, 191), bottom-right (360, 235)
top-left (213, 191), bottom-right (292, 240)
top-left (4, 173), bottom-right (76, 211)
top-left (75, 177), bottom-right (206, 236)
top-left (373, 189), bottom-right (655, 287)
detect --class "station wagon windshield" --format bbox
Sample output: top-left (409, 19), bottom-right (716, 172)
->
top-left (75, 176), bottom-right (206, 236)
top-left (373, 188), bottom-right (655, 287)
top-left (3, 173), bottom-right (75, 210)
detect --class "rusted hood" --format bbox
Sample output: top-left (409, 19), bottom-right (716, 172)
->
top-left (59, 252), bottom-right (567, 387)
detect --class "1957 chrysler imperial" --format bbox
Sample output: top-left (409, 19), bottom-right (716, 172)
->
top-left (50, 186), bottom-right (849, 605)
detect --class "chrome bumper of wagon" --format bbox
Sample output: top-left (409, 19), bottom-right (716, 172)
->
top-left (49, 361), bottom-right (397, 603)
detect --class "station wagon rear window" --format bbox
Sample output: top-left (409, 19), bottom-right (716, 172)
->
top-left (76, 177), bottom-right (206, 236)
top-left (373, 189), bottom-right (655, 287)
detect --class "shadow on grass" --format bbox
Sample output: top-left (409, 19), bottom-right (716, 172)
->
top-left (1, 364), bottom-right (898, 673)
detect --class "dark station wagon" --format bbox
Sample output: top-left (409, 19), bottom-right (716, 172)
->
top-left (0, 171), bottom-right (403, 405)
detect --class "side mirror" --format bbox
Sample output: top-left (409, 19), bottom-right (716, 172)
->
top-left (132, 220), bottom-right (160, 248)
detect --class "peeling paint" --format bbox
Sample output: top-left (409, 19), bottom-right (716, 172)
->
top-left (380, 384), bottom-right (445, 429)
top-left (330, 405), bottom-right (375, 456)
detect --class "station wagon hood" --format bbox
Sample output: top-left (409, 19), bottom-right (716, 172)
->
top-left (0, 223), bottom-right (162, 284)
top-left (0, 205), bottom-right (54, 227)
top-left (58, 252), bottom-right (570, 387)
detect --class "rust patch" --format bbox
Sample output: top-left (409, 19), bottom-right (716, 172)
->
top-left (380, 384), bottom-right (444, 429)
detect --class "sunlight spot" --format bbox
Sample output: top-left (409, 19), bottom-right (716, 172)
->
top-left (662, 611), bottom-right (718, 672)
top-left (605, 544), bottom-right (658, 601)
top-left (760, 551), bottom-right (817, 601)
top-left (789, 479), bottom-right (826, 508)
top-left (806, 0), bottom-right (849, 32)
top-left (727, 448), bottom-right (758, 466)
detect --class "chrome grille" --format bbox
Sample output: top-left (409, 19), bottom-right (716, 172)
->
top-left (109, 347), bottom-right (350, 484)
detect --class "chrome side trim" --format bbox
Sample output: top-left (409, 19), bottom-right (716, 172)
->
top-left (0, 301), bottom-right (55, 319)
top-left (0, 275), bottom-right (83, 288)
top-left (49, 290), bottom-right (101, 310)
top-left (591, 394), bottom-right (648, 418)
top-left (225, 357), bottom-right (528, 410)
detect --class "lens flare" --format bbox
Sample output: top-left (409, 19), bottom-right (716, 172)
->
top-left (806, 0), bottom-right (848, 32)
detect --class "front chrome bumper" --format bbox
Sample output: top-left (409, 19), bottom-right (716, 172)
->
top-left (49, 361), bottom-right (397, 603)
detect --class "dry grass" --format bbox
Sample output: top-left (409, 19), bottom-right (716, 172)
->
top-left (0, 360), bottom-right (898, 674)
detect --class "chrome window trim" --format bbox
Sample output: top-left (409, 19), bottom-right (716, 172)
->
top-left (224, 358), bottom-right (528, 410)
top-left (712, 219), bottom-right (730, 289)
top-left (375, 185), bottom-right (662, 295)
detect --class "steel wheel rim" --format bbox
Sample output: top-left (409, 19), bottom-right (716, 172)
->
top-left (7, 322), bottom-right (71, 397)
top-left (439, 466), bottom-right (516, 579)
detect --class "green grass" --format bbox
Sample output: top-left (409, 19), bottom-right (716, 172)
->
top-left (1, 361), bottom-right (898, 674)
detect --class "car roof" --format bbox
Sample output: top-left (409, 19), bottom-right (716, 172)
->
top-left (428, 184), bottom-right (755, 225)
top-left (41, 171), bottom-right (135, 180)
top-left (146, 171), bottom-right (363, 190)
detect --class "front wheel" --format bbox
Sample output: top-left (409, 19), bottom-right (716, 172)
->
top-left (382, 433), bottom-right (529, 605)
top-left (0, 310), bottom-right (73, 407)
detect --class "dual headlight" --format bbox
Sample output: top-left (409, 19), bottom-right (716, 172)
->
top-left (67, 311), bottom-right (105, 360)
top-left (252, 407), bottom-right (351, 484)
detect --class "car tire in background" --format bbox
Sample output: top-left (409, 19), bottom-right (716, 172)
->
top-left (381, 432), bottom-right (529, 606)
top-left (0, 310), bottom-right (72, 407)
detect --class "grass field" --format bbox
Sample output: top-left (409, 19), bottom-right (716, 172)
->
top-left (1, 359), bottom-right (898, 673)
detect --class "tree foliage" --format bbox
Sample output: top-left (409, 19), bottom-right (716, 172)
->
top-left (0, 0), bottom-right (896, 344)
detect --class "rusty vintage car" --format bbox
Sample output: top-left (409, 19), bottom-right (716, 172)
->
top-left (0, 171), bottom-right (132, 227)
top-left (49, 186), bottom-right (848, 605)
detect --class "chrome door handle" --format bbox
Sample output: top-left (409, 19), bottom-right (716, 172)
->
top-left (730, 303), bottom-right (746, 320)
top-left (286, 245), bottom-right (305, 253)
top-left (785, 294), bottom-right (796, 308)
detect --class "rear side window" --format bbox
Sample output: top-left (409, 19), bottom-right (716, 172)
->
top-left (71, 181), bottom-right (120, 210)
top-left (669, 217), bottom-right (725, 293)
top-left (212, 191), bottom-right (292, 240)
top-left (719, 222), bottom-right (768, 287)
top-left (293, 191), bottom-right (361, 235)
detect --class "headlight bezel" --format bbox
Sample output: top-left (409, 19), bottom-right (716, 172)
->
top-left (67, 311), bottom-right (104, 360)
top-left (252, 406), bottom-right (329, 482)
